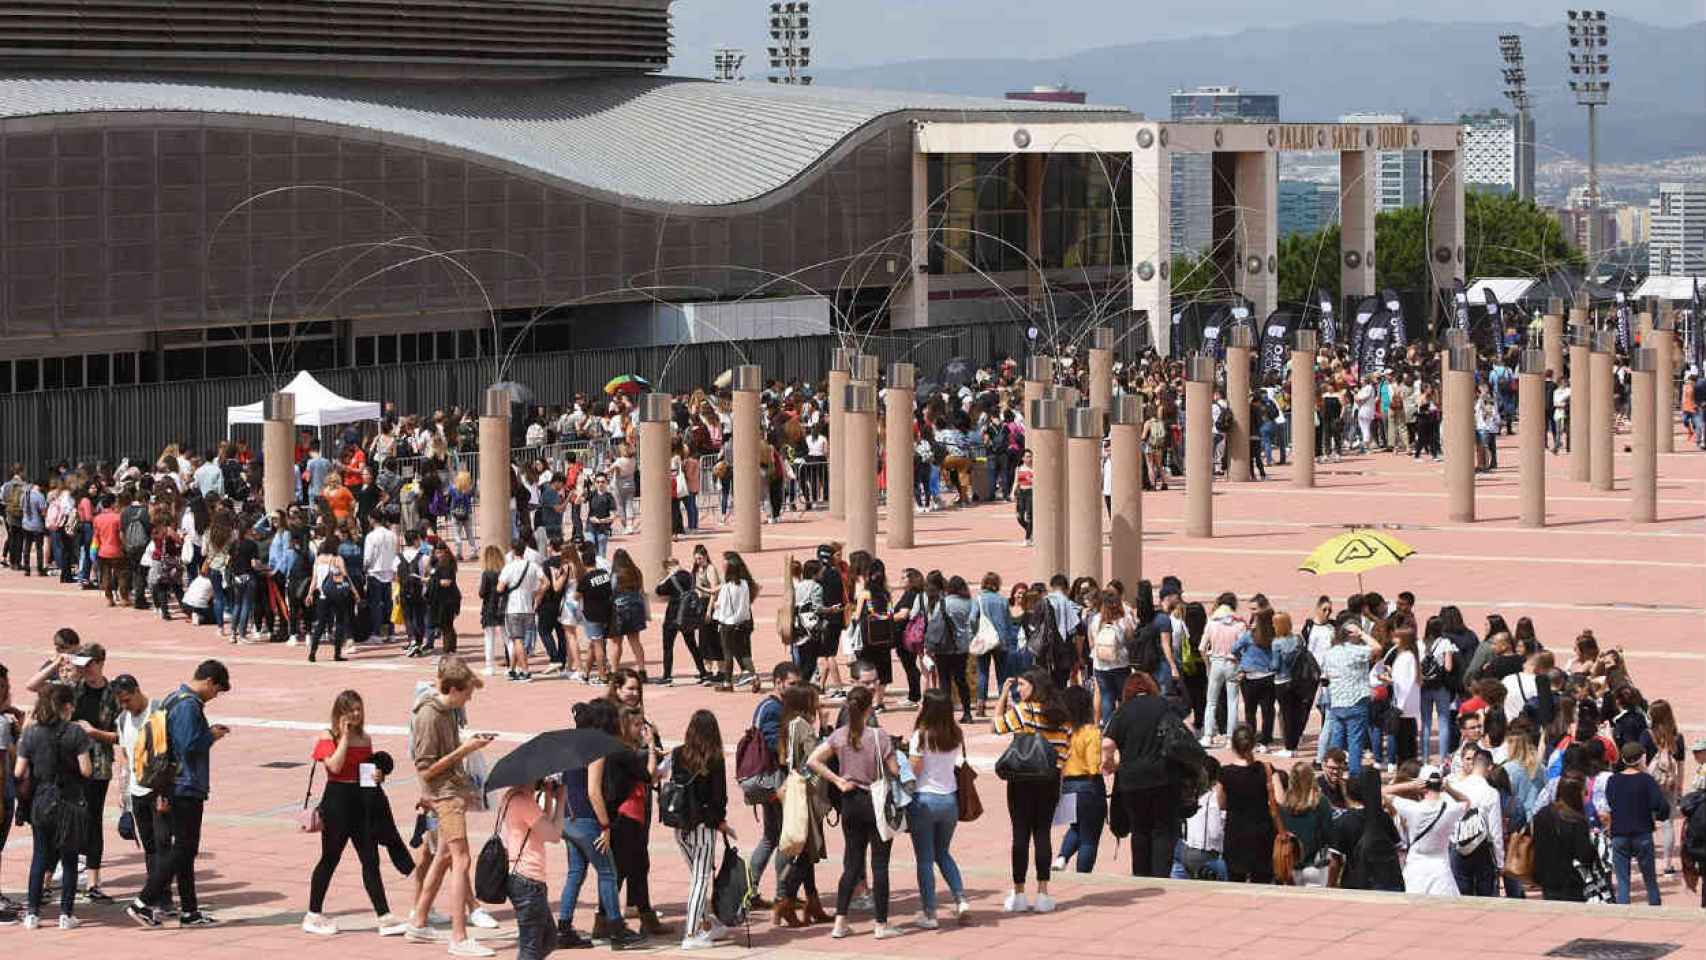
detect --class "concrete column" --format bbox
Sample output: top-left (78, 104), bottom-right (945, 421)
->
top-left (1518, 349), bottom-right (1546, 528)
top-left (262, 391), bottom-right (296, 514)
top-left (1108, 395), bottom-right (1143, 590)
top-left (894, 150), bottom-right (930, 329)
top-left (1023, 355), bottom-right (1051, 410)
top-left (1185, 354), bottom-right (1214, 539)
top-left (732, 365), bottom-right (763, 553)
top-left (1048, 386), bottom-right (1079, 565)
top-left (1589, 330), bottom-right (1615, 492)
top-left (1339, 150), bottom-right (1376, 300)
top-left (1427, 150), bottom-right (1465, 293)
top-left (884, 362), bottom-right (916, 550)
top-left (1130, 124), bottom-right (1172, 356)
top-left (1630, 349), bottom-right (1658, 523)
top-left (1444, 346), bottom-right (1477, 523)
top-left (1542, 298), bottom-right (1565, 383)
top-left (1290, 329), bottom-right (1317, 488)
top-left (1066, 407), bottom-right (1103, 583)
top-left (827, 347), bottom-right (853, 520)
top-left (844, 381), bottom-right (878, 556)
top-left (1438, 329), bottom-right (1468, 468)
top-left (1226, 325), bottom-right (1254, 482)
top-left (1568, 312), bottom-right (1592, 483)
top-left (1234, 151), bottom-right (1278, 318)
top-left (478, 386), bottom-right (512, 553)
top-left (1088, 326), bottom-right (1114, 427)
top-left (1027, 398), bottom-right (1065, 582)
top-left (637, 394), bottom-right (672, 590)
top-left (1653, 307), bottom-right (1676, 454)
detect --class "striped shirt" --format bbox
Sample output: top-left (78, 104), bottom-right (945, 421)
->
top-left (994, 701), bottom-right (1070, 770)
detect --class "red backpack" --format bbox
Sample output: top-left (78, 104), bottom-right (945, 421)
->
top-left (734, 699), bottom-right (783, 804)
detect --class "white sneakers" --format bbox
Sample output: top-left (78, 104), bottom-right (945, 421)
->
top-left (914, 912), bottom-right (939, 930)
top-left (1003, 892), bottom-right (1053, 913)
top-left (1270, 748), bottom-right (1294, 758)
top-left (830, 924), bottom-right (853, 939)
top-left (302, 912), bottom-right (339, 936)
top-left (954, 899), bottom-right (971, 921)
top-left (448, 937), bottom-right (495, 957)
top-left (1050, 856), bottom-right (1067, 873)
top-left (707, 918), bottom-right (730, 942)
top-left (680, 932), bottom-right (715, 950)
top-left (1033, 894), bottom-right (1056, 914)
top-left (1002, 892), bottom-right (1030, 913)
top-left (59, 915), bottom-right (80, 930)
top-left (873, 924), bottom-right (905, 940)
top-left (404, 923), bottom-right (442, 943)
top-left (467, 908), bottom-right (500, 930)
top-left (377, 914), bottom-right (410, 937)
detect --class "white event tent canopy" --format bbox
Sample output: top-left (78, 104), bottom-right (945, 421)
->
top-left (226, 370), bottom-right (381, 432)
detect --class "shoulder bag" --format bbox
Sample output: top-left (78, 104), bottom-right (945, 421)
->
top-left (994, 708), bottom-right (1058, 783)
top-left (297, 762), bottom-right (323, 833)
top-left (955, 744), bottom-right (983, 822)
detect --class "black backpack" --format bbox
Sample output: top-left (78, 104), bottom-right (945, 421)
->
top-left (1681, 789), bottom-right (1706, 869)
top-left (1125, 623), bottom-right (1162, 676)
top-left (474, 794), bottom-right (528, 904)
top-left (1419, 641), bottom-right (1448, 687)
top-left (1290, 644), bottom-right (1323, 692)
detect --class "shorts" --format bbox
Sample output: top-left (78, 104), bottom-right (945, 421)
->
top-left (583, 618), bottom-right (608, 642)
top-left (429, 796), bottom-right (469, 844)
top-left (504, 613), bottom-right (538, 651)
top-left (613, 592), bottom-right (647, 636)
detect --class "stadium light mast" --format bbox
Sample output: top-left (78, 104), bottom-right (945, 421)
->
top-left (712, 46), bottom-right (745, 82)
top-left (1565, 10), bottom-right (1610, 257)
top-left (767, 1), bottom-right (812, 85)
top-left (1498, 33), bottom-right (1534, 202)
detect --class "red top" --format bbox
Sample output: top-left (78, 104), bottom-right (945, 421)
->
top-left (1014, 464), bottom-right (1035, 491)
top-left (312, 737), bottom-right (373, 784)
top-left (617, 781), bottom-right (646, 823)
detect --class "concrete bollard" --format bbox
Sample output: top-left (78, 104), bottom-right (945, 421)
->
top-left (1185, 354), bottom-right (1214, 538)
top-left (1066, 406), bottom-right (1103, 583)
top-left (884, 363), bottom-right (916, 550)
top-left (1027, 397), bottom-right (1065, 582)
top-left (263, 391), bottom-right (296, 515)
top-left (733, 365), bottom-right (763, 553)
top-left (1108, 395), bottom-right (1144, 589)
top-left (1518, 350), bottom-right (1545, 528)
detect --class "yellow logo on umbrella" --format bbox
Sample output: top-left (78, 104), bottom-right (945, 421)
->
top-left (1299, 529), bottom-right (1417, 581)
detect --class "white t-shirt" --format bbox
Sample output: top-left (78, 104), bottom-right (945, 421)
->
top-left (907, 731), bottom-right (960, 796)
top-left (499, 556), bottom-right (542, 616)
top-left (1501, 672), bottom-right (1539, 722)
top-left (1451, 773), bottom-right (1506, 869)
top-left (183, 575), bottom-right (214, 608)
top-left (1182, 787), bottom-right (1225, 852)
top-left (116, 701), bottom-right (160, 799)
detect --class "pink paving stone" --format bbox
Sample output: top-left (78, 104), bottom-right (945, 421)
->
top-left (0, 425), bottom-right (1702, 960)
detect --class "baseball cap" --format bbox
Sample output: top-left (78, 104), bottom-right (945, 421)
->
top-left (1418, 764), bottom-right (1443, 784)
top-left (1691, 736), bottom-right (1706, 753)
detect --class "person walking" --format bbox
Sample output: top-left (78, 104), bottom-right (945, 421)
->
top-left (991, 668), bottom-right (1069, 912)
top-left (476, 545), bottom-right (505, 677)
top-left (308, 539), bottom-right (357, 663)
top-left (808, 685), bottom-right (903, 940)
top-left (1199, 592), bottom-right (1246, 747)
top-left (671, 709), bottom-right (737, 950)
top-left (906, 690), bottom-right (970, 927)
top-left (712, 552), bottom-right (759, 692)
top-left (772, 682), bottom-right (831, 928)
top-left (302, 690), bottom-right (408, 936)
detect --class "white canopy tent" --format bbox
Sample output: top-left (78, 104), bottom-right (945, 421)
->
top-left (226, 370), bottom-right (381, 431)
top-left (1467, 277), bottom-right (1536, 305)
top-left (1632, 275), bottom-right (1701, 302)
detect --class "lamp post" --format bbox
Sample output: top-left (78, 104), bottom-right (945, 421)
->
top-left (767, 1), bottom-right (812, 85)
top-left (1499, 34), bottom-right (1535, 202)
top-left (1566, 10), bottom-right (1610, 258)
top-left (712, 47), bottom-right (746, 82)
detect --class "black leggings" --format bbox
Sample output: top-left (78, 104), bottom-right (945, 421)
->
top-left (84, 778), bottom-right (111, 871)
top-left (1006, 777), bottom-right (1060, 885)
top-left (661, 622), bottom-right (705, 681)
top-left (308, 781), bottom-right (389, 915)
top-left (1240, 675), bottom-right (1276, 746)
top-left (778, 847), bottom-right (819, 901)
top-left (935, 652), bottom-right (973, 717)
top-left (1278, 681), bottom-right (1314, 752)
top-left (834, 788), bottom-right (890, 922)
top-left (611, 816), bottom-right (654, 911)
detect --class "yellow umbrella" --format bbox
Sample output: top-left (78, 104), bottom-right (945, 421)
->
top-left (1298, 528), bottom-right (1417, 592)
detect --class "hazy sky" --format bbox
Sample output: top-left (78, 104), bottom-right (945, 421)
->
top-left (669, 0), bottom-right (1691, 77)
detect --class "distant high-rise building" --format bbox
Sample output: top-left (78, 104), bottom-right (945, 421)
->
top-left (1648, 181), bottom-right (1706, 276)
top-left (1613, 204), bottom-right (1650, 246)
top-left (1006, 85), bottom-right (1087, 105)
top-left (1169, 86), bottom-right (1280, 257)
top-left (1278, 180), bottom-right (1338, 238)
top-left (1339, 112), bottom-right (1422, 213)
top-left (1460, 110), bottom-right (1522, 195)
top-left (1554, 205), bottom-right (1619, 256)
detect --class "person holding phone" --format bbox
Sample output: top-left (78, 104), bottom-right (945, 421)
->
top-left (303, 690), bottom-right (405, 937)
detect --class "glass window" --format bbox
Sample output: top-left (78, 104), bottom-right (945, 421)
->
top-left (294, 338), bottom-right (336, 371)
top-left (115, 351), bottom-right (138, 385)
top-left (459, 329), bottom-right (476, 359)
top-left (164, 348), bottom-right (203, 382)
top-left (377, 335), bottom-right (397, 365)
top-left (86, 354), bottom-right (109, 387)
top-left (43, 356), bottom-right (64, 391)
top-left (399, 334), bottom-right (418, 363)
top-left (0, 360), bottom-right (11, 394)
top-left (205, 345), bottom-right (247, 378)
top-left (437, 331), bottom-right (456, 361)
top-left (478, 327), bottom-right (495, 359)
top-left (62, 356), bottom-right (83, 389)
top-left (355, 336), bottom-right (375, 367)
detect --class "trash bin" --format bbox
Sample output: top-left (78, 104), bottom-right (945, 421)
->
top-left (971, 457), bottom-right (994, 502)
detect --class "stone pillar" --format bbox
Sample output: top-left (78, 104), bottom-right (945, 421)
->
top-left (1108, 395), bottom-right (1143, 589)
top-left (637, 393), bottom-right (673, 589)
top-left (1518, 349), bottom-right (1546, 528)
top-left (1542, 298), bottom-right (1565, 382)
top-left (828, 347), bottom-right (854, 520)
top-left (1568, 308), bottom-right (1592, 483)
top-left (1290, 329), bottom-right (1317, 488)
top-left (1184, 354), bottom-right (1214, 539)
top-left (1027, 397), bottom-right (1065, 582)
top-left (1444, 345), bottom-right (1477, 523)
top-left (1023, 355), bottom-right (1050, 409)
top-left (1066, 407), bottom-right (1103, 583)
top-left (732, 365), bottom-right (763, 553)
top-left (1234, 150), bottom-right (1277, 318)
top-left (884, 362), bottom-right (916, 551)
top-left (894, 150), bottom-right (930, 329)
top-left (1130, 124), bottom-right (1172, 356)
top-left (1339, 150), bottom-right (1376, 300)
top-left (262, 391), bottom-right (296, 514)
top-left (478, 386), bottom-right (512, 553)
top-left (1630, 349), bottom-right (1658, 523)
top-left (1048, 386), bottom-right (1079, 565)
top-left (1088, 326), bottom-right (1114, 427)
top-left (1427, 149), bottom-right (1465, 294)
top-left (844, 381), bottom-right (878, 556)
top-left (1653, 307), bottom-right (1676, 454)
top-left (1589, 330), bottom-right (1615, 492)
top-left (1226, 325), bottom-right (1254, 482)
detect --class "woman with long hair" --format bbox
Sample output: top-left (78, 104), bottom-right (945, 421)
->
top-left (671, 710), bottom-right (737, 949)
top-left (712, 552), bottom-right (758, 692)
top-left (1532, 773), bottom-right (1597, 901)
top-left (886, 567), bottom-right (927, 705)
top-left (15, 684), bottom-right (92, 930)
top-left (1501, 717), bottom-right (1544, 817)
top-left (1231, 609), bottom-right (1279, 750)
top-left (609, 705), bottom-right (668, 937)
top-left (1180, 601), bottom-right (1210, 732)
top-left (553, 542), bottom-right (588, 681)
top-left (557, 699), bottom-right (644, 949)
top-left (992, 667), bottom-right (1069, 912)
top-left (1086, 590), bottom-right (1131, 725)
top-left (476, 544), bottom-right (506, 677)
top-left (1279, 761), bottom-right (1333, 886)
top-left (1218, 724), bottom-right (1284, 883)
top-left (938, 574), bottom-right (979, 723)
top-left (1382, 625), bottom-right (1421, 765)
top-left (609, 549), bottom-right (649, 679)
top-left (427, 541), bottom-right (460, 656)
top-left (807, 686), bottom-right (903, 940)
top-left (1053, 684), bottom-right (1108, 874)
top-left (973, 572), bottom-right (1014, 713)
top-left (1642, 699), bottom-right (1685, 873)
top-left (907, 689), bottom-right (969, 926)
top-left (690, 545), bottom-right (725, 686)
top-left (308, 536), bottom-right (357, 662)
top-left (303, 691), bottom-right (405, 936)
top-left (773, 683), bottom-right (832, 928)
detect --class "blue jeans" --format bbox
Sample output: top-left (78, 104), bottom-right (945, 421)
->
top-left (906, 792), bottom-right (964, 913)
top-left (1327, 700), bottom-right (1370, 777)
top-left (77, 521), bottom-right (94, 583)
top-left (1420, 686), bottom-right (1455, 763)
top-left (559, 817), bottom-right (621, 925)
top-left (1095, 668), bottom-right (1129, 726)
top-left (1169, 839), bottom-right (1228, 881)
top-left (28, 824), bottom-right (80, 917)
top-left (976, 648), bottom-right (1009, 700)
top-left (590, 527), bottom-right (611, 561)
top-left (1056, 778), bottom-right (1108, 873)
top-left (367, 578), bottom-right (393, 637)
top-left (209, 568), bottom-right (226, 629)
top-left (1611, 833), bottom-right (1660, 905)
top-left (230, 574), bottom-right (257, 636)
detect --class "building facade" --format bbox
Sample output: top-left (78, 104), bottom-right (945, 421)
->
top-left (1461, 110), bottom-right (1518, 195)
top-left (1339, 112), bottom-right (1422, 213)
top-left (1648, 181), bottom-right (1706, 277)
top-left (1278, 180), bottom-right (1338, 237)
top-left (1169, 86), bottom-right (1280, 257)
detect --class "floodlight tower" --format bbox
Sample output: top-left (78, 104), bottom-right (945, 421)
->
top-left (713, 46), bottom-right (745, 82)
top-left (767, 2), bottom-right (812, 85)
top-left (1566, 10), bottom-right (1610, 257)
top-left (1498, 34), bottom-right (1534, 202)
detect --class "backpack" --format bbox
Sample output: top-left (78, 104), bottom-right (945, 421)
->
top-left (1092, 622), bottom-right (1124, 668)
top-left (659, 770), bottom-right (698, 829)
top-left (1290, 644), bottom-right (1322, 692)
top-left (474, 794), bottom-right (528, 904)
top-left (734, 701), bottom-right (784, 805)
top-left (711, 839), bottom-right (753, 928)
top-left (1125, 623), bottom-right (1162, 676)
top-left (132, 689), bottom-right (194, 795)
top-left (1419, 640), bottom-right (1448, 687)
top-left (1214, 403), bottom-right (1233, 433)
top-left (1681, 789), bottom-right (1706, 868)
top-left (121, 506), bottom-right (150, 553)
top-left (1452, 806), bottom-right (1489, 856)
top-left (3, 482), bottom-right (23, 519)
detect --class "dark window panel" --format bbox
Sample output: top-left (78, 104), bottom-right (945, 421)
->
top-left (399, 335), bottom-right (418, 363)
top-left (164, 348), bottom-right (203, 382)
top-left (86, 354), bottom-right (110, 387)
top-left (355, 336), bottom-right (375, 367)
top-left (376, 335), bottom-right (397, 365)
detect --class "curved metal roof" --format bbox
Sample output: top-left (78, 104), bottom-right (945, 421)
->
top-left (0, 72), bottom-right (1122, 207)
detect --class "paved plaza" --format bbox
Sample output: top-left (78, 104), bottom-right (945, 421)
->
top-left (2, 428), bottom-right (1703, 960)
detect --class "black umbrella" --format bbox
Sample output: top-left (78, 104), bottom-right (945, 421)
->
top-left (484, 729), bottom-right (627, 792)
top-left (938, 356), bottom-right (976, 389)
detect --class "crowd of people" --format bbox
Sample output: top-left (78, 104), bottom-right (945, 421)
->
top-left (0, 333), bottom-right (1701, 949)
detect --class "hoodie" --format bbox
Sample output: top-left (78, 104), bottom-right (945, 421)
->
top-left (410, 693), bottom-right (470, 801)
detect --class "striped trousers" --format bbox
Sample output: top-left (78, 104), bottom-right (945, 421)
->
top-left (676, 824), bottom-right (718, 935)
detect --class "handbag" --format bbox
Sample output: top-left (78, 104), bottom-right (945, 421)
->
top-left (838, 618), bottom-right (863, 658)
top-left (969, 613), bottom-right (1002, 657)
top-left (995, 730), bottom-right (1058, 782)
top-left (1503, 825), bottom-right (1535, 882)
top-left (777, 772), bottom-right (811, 860)
top-left (296, 763), bottom-right (323, 833)
top-left (954, 746), bottom-right (983, 822)
top-left (1272, 831), bottom-right (1300, 884)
